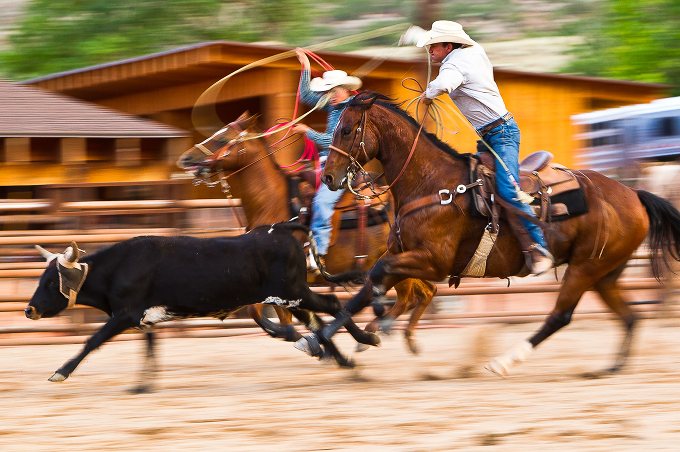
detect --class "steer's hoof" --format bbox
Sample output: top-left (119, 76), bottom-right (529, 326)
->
top-left (484, 358), bottom-right (508, 378)
top-left (356, 343), bottom-right (370, 353)
top-left (48, 372), bottom-right (67, 382)
top-left (294, 333), bottom-right (323, 358)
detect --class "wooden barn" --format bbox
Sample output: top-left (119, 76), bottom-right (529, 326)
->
top-left (0, 79), bottom-right (194, 231)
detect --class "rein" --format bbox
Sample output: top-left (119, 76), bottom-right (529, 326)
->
top-left (328, 103), bottom-right (431, 200)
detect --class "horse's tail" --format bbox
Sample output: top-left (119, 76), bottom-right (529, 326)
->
top-left (269, 221), bottom-right (366, 284)
top-left (637, 189), bottom-right (680, 279)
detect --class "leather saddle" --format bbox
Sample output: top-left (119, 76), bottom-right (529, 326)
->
top-left (472, 149), bottom-right (586, 222)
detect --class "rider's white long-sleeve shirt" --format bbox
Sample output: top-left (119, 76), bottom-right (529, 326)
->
top-left (424, 44), bottom-right (508, 129)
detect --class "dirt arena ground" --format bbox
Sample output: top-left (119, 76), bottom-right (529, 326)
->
top-left (1, 316), bottom-right (679, 451)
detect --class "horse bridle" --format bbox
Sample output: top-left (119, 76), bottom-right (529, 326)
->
top-left (328, 103), bottom-right (430, 200)
top-left (196, 121), bottom-right (249, 164)
top-left (328, 109), bottom-right (369, 171)
top-left (191, 121), bottom-right (257, 196)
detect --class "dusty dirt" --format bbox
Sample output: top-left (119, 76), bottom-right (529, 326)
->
top-left (0, 317), bottom-right (679, 451)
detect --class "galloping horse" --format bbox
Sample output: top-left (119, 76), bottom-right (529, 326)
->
top-left (311, 91), bottom-right (680, 375)
top-left (177, 112), bottom-right (437, 353)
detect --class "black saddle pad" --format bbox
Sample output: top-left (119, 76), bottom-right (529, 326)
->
top-left (471, 186), bottom-right (589, 221)
top-left (532, 188), bottom-right (589, 220)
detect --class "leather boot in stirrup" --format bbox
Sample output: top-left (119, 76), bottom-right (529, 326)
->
top-left (527, 244), bottom-right (554, 276)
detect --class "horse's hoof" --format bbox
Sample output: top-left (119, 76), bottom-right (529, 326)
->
top-left (294, 333), bottom-right (323, 357)
top-left (129, 384), bottom-right (154, 394)
top-left (284, 325), bottom-right (303, 342)
top-left (484, 359), bottom-right (508, 378)
top-left (48, 372), bottom-right (67, 382)
top-left (379, 317), bottom-right (395, 334)
top-left (406, 338), bottom-right (419, 355)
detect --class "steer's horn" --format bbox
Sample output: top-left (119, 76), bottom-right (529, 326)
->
top-left (63, 241), bottom-right (80, 263)
top-left (34, 245), bottom-right (57, 261)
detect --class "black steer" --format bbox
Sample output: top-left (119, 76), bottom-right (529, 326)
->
top-left (26, 223), bottom-right (378, 387)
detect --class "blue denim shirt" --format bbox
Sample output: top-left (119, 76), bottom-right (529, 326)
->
top-left (299, 68), bottom-right (352, 158)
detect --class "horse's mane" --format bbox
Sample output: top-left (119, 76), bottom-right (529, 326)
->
top-left (245, 118), bottom-right (286, 173)
top-left (349, 91), bottom-right (471, 161)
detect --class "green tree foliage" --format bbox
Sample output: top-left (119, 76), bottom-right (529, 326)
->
top-left (564, 0), bottom-right (680, 92)
top-left (0, 0), bottom-right (314, 80)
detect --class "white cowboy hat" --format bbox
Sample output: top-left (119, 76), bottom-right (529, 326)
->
top-left (309, 70), bottom-right (362, 92)
top-left (416, 21), bottom-right (476, 48)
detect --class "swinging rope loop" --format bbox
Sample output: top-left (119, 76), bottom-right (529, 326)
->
top-left (191, 23), bottom-right (412, 137)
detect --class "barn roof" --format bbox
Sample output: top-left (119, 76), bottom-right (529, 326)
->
top-left (21, 40), bottom-right (668, 102)
top-left (0, 79), bottom-right (189, 138)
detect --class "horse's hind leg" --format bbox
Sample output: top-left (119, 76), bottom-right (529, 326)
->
top-left (367, 280), bottom-right (413, 333)
top-left (356, 279), bottom-right (416, 353)
top-left (486, 266), bottom-right (595, 377)
top-left (273, 306), bottom-right (301, 342)
top-left (592, 263), bottom-right (637, 373)
top-left (291, 310), bottom-right (355, 368)
top-left (247, 304), bottom-right (301, 342)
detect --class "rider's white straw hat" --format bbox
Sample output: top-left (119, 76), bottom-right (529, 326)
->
top-left (310, 70), bottom-right (362, 92)
top-left (416, 21), bottom-right (475, 48)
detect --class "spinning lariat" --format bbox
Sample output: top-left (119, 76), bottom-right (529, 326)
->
top-left (189, 22), bottom-right (528, 204)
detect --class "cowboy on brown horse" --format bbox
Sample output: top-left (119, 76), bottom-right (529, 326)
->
top-left (291, 48), bottom-right (363, 270)
top-left (412, 20), bottom-right (554, 275)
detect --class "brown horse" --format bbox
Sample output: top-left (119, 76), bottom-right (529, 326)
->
top-left (177, 112), bottom-right (437, 353)
top-left (311, 91), bottom-right (680, 376)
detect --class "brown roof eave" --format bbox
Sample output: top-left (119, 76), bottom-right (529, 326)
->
top-left (19, 40), bottom-right (672, 93)
top-left (0, 133), bottom-right (189, 139)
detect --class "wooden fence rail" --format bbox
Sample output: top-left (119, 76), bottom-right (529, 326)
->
top-left (0, 191), bottom-right (675, 346)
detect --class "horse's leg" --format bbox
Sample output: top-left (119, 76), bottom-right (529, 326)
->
top-left (303, 292), bottom-right (380, 346)
top-left (291, 309), bottom-right (355, 368)
top-left (289, 288), bottom-right (379, 362)
top-left (403, 280), bottom-right (438, 355)
top-left (247, 304), bottom-right (301, 341)
top-left (131, 329), bottom-right (157, 394)
top-left (356, 279), bottom-right (414, 353)
top-left (592, 263), bottom-right (637, 373)
top-left (378, 279), bottom-right (415, 333)
top-left (486, 265), bottom-right (596, 377)
top-left (362, 280), bottom-right (412, 335)
top-left (273, 306), bottom-right (302, 342)
top-left (320, 250), bottom-right (443, 344)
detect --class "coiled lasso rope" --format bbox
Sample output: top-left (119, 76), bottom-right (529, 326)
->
top-left (403, 57), bottom-right (533, 204)
top-left (190, 23), bottom-right (411, 138)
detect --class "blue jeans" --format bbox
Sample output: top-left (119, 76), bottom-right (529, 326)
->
top-left (311, 183), bottom-right (345, 255)
top-left (482, 118), bottom-right (547, 249)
